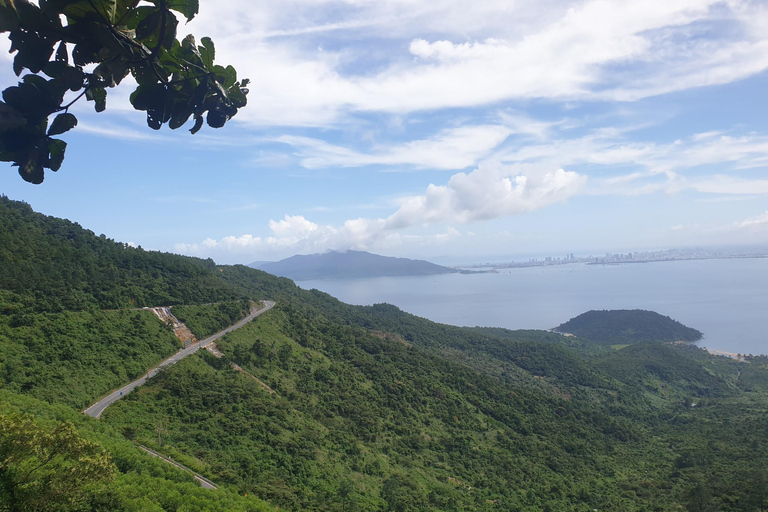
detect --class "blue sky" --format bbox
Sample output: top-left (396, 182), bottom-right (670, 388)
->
top-left (2, 0), bottom-right (768, 264)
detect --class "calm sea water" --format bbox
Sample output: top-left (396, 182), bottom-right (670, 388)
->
top-left (299, 258), bottom-right (768, 356)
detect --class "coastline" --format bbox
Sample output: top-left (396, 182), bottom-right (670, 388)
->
top-left (704, 348), bottom-right (747, 361)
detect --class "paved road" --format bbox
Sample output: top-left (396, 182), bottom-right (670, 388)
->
top-left (139, 445), bottom-right (218, 489)
top-left (83, 301), bottom-right (275, 419)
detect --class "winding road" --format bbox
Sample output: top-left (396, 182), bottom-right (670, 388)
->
top-left (83, 300), bottom-right (275, 419)
top-left (139, 445), bottom-right (218, 489)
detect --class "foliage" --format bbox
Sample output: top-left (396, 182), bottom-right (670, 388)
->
top-left (102, 304), bottom-right (768, 511)
top-left (595, 342), bottom-right (735, 399)
top-left (172, 299), bottom-right (251, 338)
top-left (2, 196), bottom-right (768, 510)
top-left (0, 412), bottom-right (115, 511)
top-left (555, 309), bottom-right (703, 344)
top-left (0, 196), bottom-right (250, 311)
top-left (0, 390), bottom-right (276, 511)
top-left (0, 298), bottom-right (181, 408)
top-left (0, 0), bottom-right (248, 184)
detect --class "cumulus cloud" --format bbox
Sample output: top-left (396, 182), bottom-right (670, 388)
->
top-left (269, 215), bottom-right (319, 237)
top-left (386, 164), bottom-right (586, 228)
top-left (175, 163), bottom-right (585, 259)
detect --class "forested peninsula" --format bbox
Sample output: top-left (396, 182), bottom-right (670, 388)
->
top-left (1, 196), bottom-right (768, 512)
top-left (554, 309), bottom-right (703, 345)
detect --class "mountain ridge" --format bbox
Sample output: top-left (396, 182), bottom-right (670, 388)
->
top-left (252, 249), bottom-right (459, 280)
top-left (2, 195), bottom-right (768, 512)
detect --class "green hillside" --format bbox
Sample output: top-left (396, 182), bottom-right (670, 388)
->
top-left (554, 309), bottom-right (703, 345)
top-left (1, 196), bottom-right (768, 511)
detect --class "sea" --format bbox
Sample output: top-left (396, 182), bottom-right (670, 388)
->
top-left (298, 257), bottom-right (768, 356)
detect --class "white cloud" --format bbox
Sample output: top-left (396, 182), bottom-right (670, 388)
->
top-left (739, 210), bottom-right (768, 229)
top-left (6, 2), bottom-right (768, 128)
top-left (385, 164), bottom-right (586, 227)
top-left (182, 0), bottom-right (768, 126)
top-left (693, 175), bottom-right (768, 195)
top-left (269, 215), bottom-right (319, 237)
top-left (490, 127), bottom-right (768, 197)
top-left (664, 210), bottom-right (768, 244)
top-left (175, 163), bottom-right (585, 259)
top-left (277, 124), bottom-right (512, 170)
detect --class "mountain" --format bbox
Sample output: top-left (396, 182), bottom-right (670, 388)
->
top-left (554, 309), bottom-right (703, 344)
top-left (2, 195), bottom-right (768, 512)
top-left (253, 249), bottom-right (457, 280)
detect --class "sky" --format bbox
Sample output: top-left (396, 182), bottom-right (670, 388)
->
top-left (2, 0), bottom-right (768, 265)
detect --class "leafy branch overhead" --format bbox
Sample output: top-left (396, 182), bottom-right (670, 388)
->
top-left (0, 0), bottom-right (249, 184)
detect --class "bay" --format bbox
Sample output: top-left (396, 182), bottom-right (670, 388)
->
top-left (299, 257), bottom-right (768, 356)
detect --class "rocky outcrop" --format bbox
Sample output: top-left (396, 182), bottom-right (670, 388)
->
top-left (149, 307), bottom-right (197, 348)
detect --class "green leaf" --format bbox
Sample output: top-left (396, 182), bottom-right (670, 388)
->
top-left (0, 101), bottom-right (26, 132)
top-left (228, 86), bottom-right (247, 109)
top-left (206, 108), bottom-right (226, 128)
top-left (212, 64), bottom-right (237, 89)
top-left (169, 101), bottom-right (192, 129)
top-left (179, 34), bottom-right (205, 70)
top-left (167, 0), bottom-right (198, 22)
top-left (136, 9), bottom-right (162, 40)
top-left (43, 62), bottom-right (84, 91)
top-left (130, 84), bottom-right (164, 112)
top-left (10, 30), bottom-right (55, 74)
top-left (15, 0), bottom-right (56, 32)
top-left (72, 40), bottom-right (101, 66)
top-left (198, 36), bottom-right (214, 69)
top-left (86, 86), bottom-right (107, 112)
top-left (16, 145), bottom-right (45, 184)
top-left (126, 5), bottom-right (154, 30)
top-left (104, 57), bottom-right (130, 86)
top-left (60, 1), bottom-right (103, 20)
top-left (99, 0), bottom-right (117, 24)
top-left (161, 9), bottom-right (178, 50)
top-left (0, 4), bottom-right (20, 32)
top-left (61, 0), bottom-right (119, 23)
top-left (189, 113), bottom-right (203, 134)
top-left (46, 138), bottom-right (66, 171)
top-left (47, 112), bottom-right (77, 136)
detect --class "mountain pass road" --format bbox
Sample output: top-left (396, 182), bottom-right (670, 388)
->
top-left (83, 300), bottom-right (275, 419)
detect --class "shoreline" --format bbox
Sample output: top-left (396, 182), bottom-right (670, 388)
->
top-left (704, 348), bottom-right (747, 361)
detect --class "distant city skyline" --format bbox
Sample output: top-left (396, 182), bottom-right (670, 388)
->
top-left (452, 245), bottom-right (768, 269)
top-left (2, 0), bottom-right (768, 264)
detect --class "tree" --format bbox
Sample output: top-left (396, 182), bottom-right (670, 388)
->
top-left (0, 413), bottom-right (116, 511)
top-left (0, 0), bottom-right (248, 184)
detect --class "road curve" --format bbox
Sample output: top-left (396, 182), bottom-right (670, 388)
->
top-left (83, 300), bottom-right (275, 419)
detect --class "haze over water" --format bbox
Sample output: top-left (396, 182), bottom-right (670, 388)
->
top-left (299, 258), bottom-right (768, 356)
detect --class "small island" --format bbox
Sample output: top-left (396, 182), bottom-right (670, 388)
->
top-left (553, 309), bottom-right (703, 345)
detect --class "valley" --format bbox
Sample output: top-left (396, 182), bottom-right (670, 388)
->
top-left (1, 196), bottom-right (768, 511)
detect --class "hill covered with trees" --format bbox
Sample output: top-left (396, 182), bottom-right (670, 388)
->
top-left (1, 196), bottom-right (767, 512)
top-left (254, 250), bottom-right (457, 280)
top-left (554, 309), bottom-right (703, 345)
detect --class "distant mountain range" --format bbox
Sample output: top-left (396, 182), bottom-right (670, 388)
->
top-left (251, 250), bottom-right (461, 280)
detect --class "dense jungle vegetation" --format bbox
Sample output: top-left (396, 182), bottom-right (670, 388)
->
top-left (554, 309), bottom-right (703, 345)
top-left (1, 195), bottom-right (768, 511)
